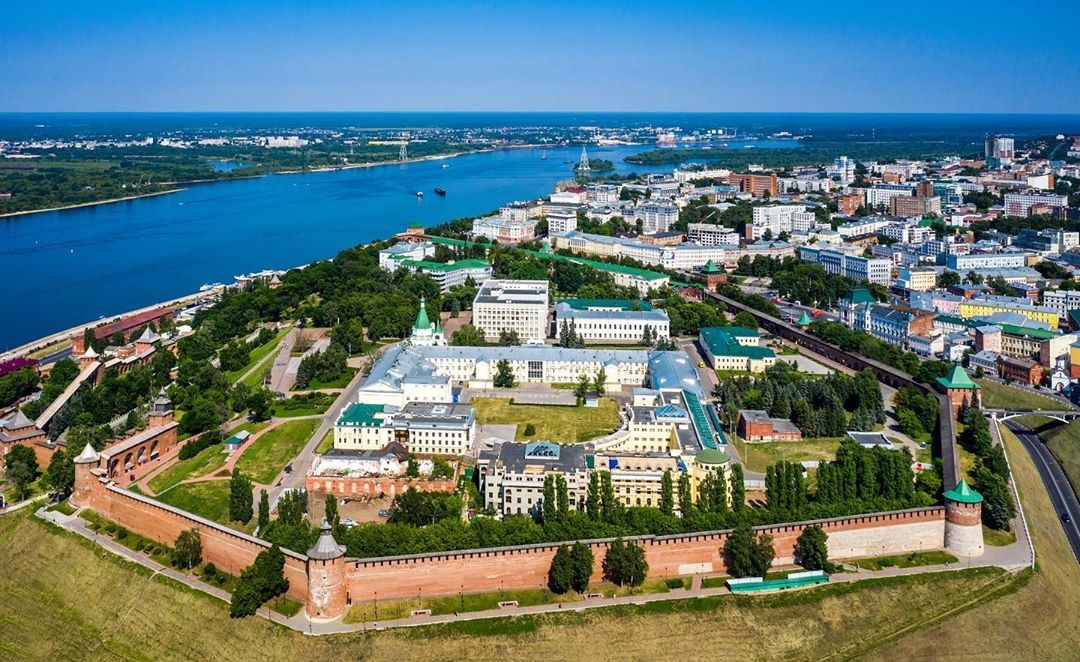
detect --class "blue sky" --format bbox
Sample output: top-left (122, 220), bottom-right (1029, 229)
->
top-left (2, 0), bottom-right (1078, 113)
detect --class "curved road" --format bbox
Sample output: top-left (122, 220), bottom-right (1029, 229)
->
top-left (1005, 421), bottom-right (1080, 564)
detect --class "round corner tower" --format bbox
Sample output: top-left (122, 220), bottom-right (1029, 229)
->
top-left (306, 520), bottom-right (348, 621)
top-left (943, 479), bottom-right (984, 557)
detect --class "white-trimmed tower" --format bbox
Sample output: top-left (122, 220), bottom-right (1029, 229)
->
top-left (943, 479), bottom-right (985, 557)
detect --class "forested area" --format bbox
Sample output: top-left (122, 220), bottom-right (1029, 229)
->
top-left (713, 363), bottom-right (886, 438)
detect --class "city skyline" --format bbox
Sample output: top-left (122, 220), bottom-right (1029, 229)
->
top-left (3, 0), bottom-right (1079, 114)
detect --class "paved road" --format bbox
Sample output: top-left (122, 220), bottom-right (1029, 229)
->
top-left (1005, 421), bottom-right (1080, 564)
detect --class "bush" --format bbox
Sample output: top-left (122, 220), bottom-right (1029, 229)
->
top-left (664, 577), bottom-right (686, 590)
top-left (203, 562), bottom-right (218, 581)
top-left (135, 540), bottom-right (146, 552)
top-left (115, 527), bottom-right (128, 540)
top-left (523, 423), bottom-right (536, 437)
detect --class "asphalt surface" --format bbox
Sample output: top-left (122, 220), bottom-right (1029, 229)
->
top-left (1005, 421), bottom-right (1080, 564)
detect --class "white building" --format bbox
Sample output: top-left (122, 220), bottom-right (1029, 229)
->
top-left (944, 252), bottom-right (1027, 270)
top-left (749, 205), bottom-right (815, 240)
top-left (634, 202), bottom-right (679, 234)
top-left (472, 216), bottom-right (538, 245)
top-left (479, 441), bottom-right (589, 518)
top-left (826, 156), bottom-right (856, 184)
top-left (554, 300), bottom-right (670, 344)
top-left (865, 183), bottom-right (915, 208)
top-left (1003, 192), bottom-right (1068, 217)
top-left (547, 211), bottom-right (578, 234)
top-left (379, 241), bottom-right (435, 269)
top-left (388, 258), bottom-right (492, 293)
top-left (472, 279), bottom-right (550, 343)
top-left (687, 223), bottom-right (741, 246)
top-left (1041, 290), bottom-right (1080, 319)
top-left (333, 401), bottom-right (477, 457)
top-left (799, 246), bottom-right (893, 285)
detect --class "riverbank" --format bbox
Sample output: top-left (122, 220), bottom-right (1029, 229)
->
top-left (0, 187), bottom-right (186, 219)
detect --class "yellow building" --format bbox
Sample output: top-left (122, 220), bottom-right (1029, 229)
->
top-left (690, 448), bottom-right (731, 506)
top-left (957, 300), bottom-right (1058, 329)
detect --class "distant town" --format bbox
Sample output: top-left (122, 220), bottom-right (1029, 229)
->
top-left (3, 123), bottom-right (1079, 637)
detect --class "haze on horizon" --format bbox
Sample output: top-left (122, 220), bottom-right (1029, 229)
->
top-left (2, 0), bottom-right (1079, 115)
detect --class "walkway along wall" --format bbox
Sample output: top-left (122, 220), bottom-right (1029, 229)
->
top-left (73, 461), bottom-right (308, 602)
top-left (341, 507), bottom-right (945, 603)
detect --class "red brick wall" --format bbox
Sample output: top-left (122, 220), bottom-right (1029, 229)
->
top-left (342, 507), bottom-right (945, 602)
top-left (83, 477), bottom-right (307, 601)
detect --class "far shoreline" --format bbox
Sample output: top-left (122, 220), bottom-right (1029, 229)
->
top-left (0, 143), bottom-right (566, 220)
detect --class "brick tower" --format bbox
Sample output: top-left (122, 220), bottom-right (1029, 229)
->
top-left (943, 479), bottom-right (984, 557)
top-left (71, 443), bottom-right (101, 509)
top-left (306, 520), bottom-right (347, 621)
top-left (936, 364), bottom-right (980, 418)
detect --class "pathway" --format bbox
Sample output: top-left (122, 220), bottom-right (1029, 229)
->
top-left (234, 326), bottom-right (292, 387)
top-left (34, 361), bottom-right (98, 428)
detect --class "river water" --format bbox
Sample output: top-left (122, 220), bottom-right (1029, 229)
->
top-left (0, 143), bottom-right (709, 350)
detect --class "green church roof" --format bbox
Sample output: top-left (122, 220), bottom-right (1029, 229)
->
top-left (414, 297), bottom-right (431, 330)
top-left (943, 479), bottom-right (983, 504)
top-left (796, 312), bottom-right (813, 326)
top-left (936, 364), bottom-right (979, 390)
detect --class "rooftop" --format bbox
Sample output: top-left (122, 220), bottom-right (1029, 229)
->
top-left (936, 364), bottom-right (980, 390)
top-left (559, 298), bottom-right (654, 312)
top-left (337, 403), bottom-right (390, 427)
top-left (944, 478), bottom-right (983, 504)
top-left (698, 326), bottom-right (775, 360)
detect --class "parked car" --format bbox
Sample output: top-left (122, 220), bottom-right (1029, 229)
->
top-left (342, 518), bottom-right (357, 528)
top-left (378, 510), bottom-right (390, 518)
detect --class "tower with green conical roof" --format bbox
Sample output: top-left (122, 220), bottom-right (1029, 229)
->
top-left (936, 364), bottom-right (980, 417)
top-left (409, 297), bottom-right (445, 347)
top-left (943, 478), bottom-right (984, 557)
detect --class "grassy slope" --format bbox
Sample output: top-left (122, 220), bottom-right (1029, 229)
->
top-left (1044, 419), bottom-right (1080, 500)
top-left (975, 379), bottom-right (1062, 410)
top-left (732, 437), bottom-right (842, 473)
top-left (0, 507), bottom-right (1020, 662)
top-left (148, 445), bottom-right (229, 493)
top-left (471, 397), bottom-right (621, 443)
top-left (234, 419), bottom-right (319, 484)
top-left (867, 424), bottom-right (1080, 661)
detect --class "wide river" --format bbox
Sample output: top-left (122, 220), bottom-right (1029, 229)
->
top-left (0, 141), bottom-right (792, 350)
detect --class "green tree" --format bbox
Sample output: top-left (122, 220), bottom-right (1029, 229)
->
top-left (733, 311), bottom-right (759, 329)
top-left (724, 523), bottom-right (758, 578)
top-left (570, 541), bottom-right (594, 592)
top-left (523, 423), bottom-right (536, 437)
top-left (939, 270), bottom-right (961, 287)
top-left (974, 467), bottom-right (1016, 530)
top-left (331, 318), bottom-right (366, 355)
top-left (556, 474), bottom-right (570, 520)
top-left (493, 359), bottom-right (516, 388)
top-left (586, 472), bottom-right (601, 519)
top-left (450, 324), bottom-right (486, 347)
top-left (602, 538), bottom-right (648, 587)
top-left (42, 448), bottom-right (75, 498)
top-left (325, 493), bottom-right (340, 530)
top-left (542, 474), bottom-right (557, 523)
top-left (795, 525), bottom-right (831, 571)
top-left (659, 470), bottom-right (675, 516)
top-left (599, 471), bottom-right (618, 522)
top-left (406, 456), bottom-right (420, 478)
top-left (677, 472), bottom-right (693, 515)
top-left (548, 544), bottom-right (575, 593)
top-left (173, 529), bottom-right (203, 570)
top-left (730, 463), bottom-right (746, 512)
top-left (228, 470), bottom-right (253, 523)
top-left (497, 329), bottom-right (521, 346)
top-left (593, 367), bottom-right (606, 397)
top-left (4, 445), bottom-right (38, 501)
top-left (575, 373), bottom-right (591, 399)
top-left (257, 489), bottom-right (270, 533)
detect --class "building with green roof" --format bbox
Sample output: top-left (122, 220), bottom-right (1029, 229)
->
top-left (560, 298), bottom-right (653, 311)
top-left (392, 257), bottom-right (492, 293)
top-left (698, 326), bottom-right (776, 373)
top-left (944, 479), bottom-right (983, 504)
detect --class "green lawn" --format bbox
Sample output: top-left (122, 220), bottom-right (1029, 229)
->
top-left (154, 481), bottom-right (256, 533)
top-left (241, 355), bottom-right (276, 389)
top-left (974, 379), bottom-right (1062, 411)
top-left (315, 430), bottom-right (334, 454)
top-left (225, 327), bottom-right (290, 383)
top-left (234, 419), bottom-right (319, 484)
top-left (470, 397), bottom-right (622, 442)
top-left (148, 445), bottom-right (229, 494)
top-left (732, 436), bottom-right (843, 474)
top-left (849, 550), bottom-right (958, 571)
top-left (983, 525), bottom-right (1017, 547)
top-left (305, 368), bottom-right (357, 390)
top-left (270, 393), bottom-right (335, 418)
